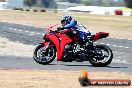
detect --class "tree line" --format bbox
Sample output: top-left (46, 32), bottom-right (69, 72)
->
top-left (124, 0), bottom-right (132, 8)
top-left (24, 0), bottom-right (132, 8)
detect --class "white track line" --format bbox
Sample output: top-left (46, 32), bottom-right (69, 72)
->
top-left (1, 21), bottom-right (43, 28)
top-left (124, 47), bottom-right (129, 49)
top-left (28, 25), bottom-right (34, 27)
top-left (117, 56), bottom-right (121, 59)
top-left (2, 38), bottom-right (7, 40)
top-left (97, 42), bottom-right (131, 49)
top-left (35, 26), bottom-right (40, 28)
top-left (40, 27), bottom-right (45, 29)
top-left (18, 30), bottom-right (23, 32)
top-left (9, 28), bottom-right (13, 29)
top-left (36, 33), bottom-right (41, 35)
top-left (100, 43), bottom-right (104, 44)
top-left (16, 41), bottom-right (20, 43)
top-left (128, 39), bottom-right (132, 41)
top-left (112, 59), bottom-right (128, 64)
top-left (41, 33), bottom-right (44, 36)
top-left (106, 44), bottom-right (110, 46)
top-left (119, 38), bottom-right (125, 40)
top-left (113, 45), bottom-right (117, 47)
top-left (121, 60), bottom-right (127, 63)
top-left (118, 46), bottom-right (123, 48)
top-left (9, 27), bottom-right (42, 35)
top-left (13, 29), bottom-right (18, 31)
top-left (25, 31), bottom-right (29, 33)
top-left (110, 37), bottom-right (132, 41)
top-left (28, 34), bottom-right (34, 36)
top-left (30, 32), bottom-right (35, 34)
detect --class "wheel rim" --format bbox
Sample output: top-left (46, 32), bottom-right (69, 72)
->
top-left (36, 47), bottom-right (55, 62)
top-left (93, 47), bottom-right (110, 63)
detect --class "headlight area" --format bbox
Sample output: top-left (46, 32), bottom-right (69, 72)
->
top-left (43, 35), bottom-right (49, 41)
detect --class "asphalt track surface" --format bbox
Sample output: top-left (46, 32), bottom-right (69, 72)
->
top-left (0, 22), bottom-right (132, 72)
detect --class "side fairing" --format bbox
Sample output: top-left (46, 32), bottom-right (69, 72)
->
top-left (47, 33), bottom-right (73, 61)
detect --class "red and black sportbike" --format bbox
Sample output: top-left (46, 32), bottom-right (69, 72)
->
top-left (33, 24), bottom-right (113, 67)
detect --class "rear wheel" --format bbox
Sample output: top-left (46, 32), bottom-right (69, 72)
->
top-left (89, 44), bottom-right (113, 67)
top-left (33, 44), bottom-right (56, 65)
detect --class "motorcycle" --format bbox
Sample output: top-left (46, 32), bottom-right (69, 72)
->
top-left (33, 24), bottom-right (113, 67)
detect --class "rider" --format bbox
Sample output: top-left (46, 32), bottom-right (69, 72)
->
top-left (58, 15), bottom-right (91, 43)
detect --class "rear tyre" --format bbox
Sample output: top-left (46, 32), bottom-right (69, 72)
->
top-left (89, 44), bottom-right (113, 67)
top-left (33, 44), bottom-right (56, 65)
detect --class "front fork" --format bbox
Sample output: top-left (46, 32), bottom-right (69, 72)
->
top-left (39, 41), bottom-right (50, 51)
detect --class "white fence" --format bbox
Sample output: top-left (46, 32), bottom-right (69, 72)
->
top-left (0, 0), bottom-right (24, 9)
top-left (67, 6), bottom-right (132, 16)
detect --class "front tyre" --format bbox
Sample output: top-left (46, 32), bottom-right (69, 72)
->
top-left (89, 44), bottom-right (113, 67)
top-left (33, 44), bottom-right (56, 65)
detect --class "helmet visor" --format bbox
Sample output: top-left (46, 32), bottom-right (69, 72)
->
top-left (61, 19), bottom-right (67, 26)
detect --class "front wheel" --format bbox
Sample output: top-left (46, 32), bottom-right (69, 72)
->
top-left (33, 44), bottom-right (56, 65)
top-left (89, 44), bottom-right (113, 67)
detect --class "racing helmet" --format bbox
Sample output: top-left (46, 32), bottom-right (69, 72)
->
top-left (61, 15), bottom-right (72, 26)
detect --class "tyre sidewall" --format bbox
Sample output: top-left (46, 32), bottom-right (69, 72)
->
top-left (33, 44), bottom-right (56, 65)
top-left (89, 44), bottom-right (113, 67)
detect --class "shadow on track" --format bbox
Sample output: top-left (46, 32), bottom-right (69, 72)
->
top-left (0, 55), bottom-right (131, 72)
top-left (107, 66), bottom-right (127, 68)
top-left (58, 64), bottom-right (127, 68)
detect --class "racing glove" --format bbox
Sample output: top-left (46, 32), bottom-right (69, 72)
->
top-left (57, 27), bottom-right (64, 31)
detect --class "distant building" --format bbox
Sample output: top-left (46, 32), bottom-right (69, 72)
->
top-left (0, 0), bottom-right (5, 2)
top-left (36, 0), bottom-right (42, 5)
top-left (92, 0), bottom-right (102, 6)
top-left (57, 2), bottom-right (84, 11)
top-left (0, 0), bottom-right (24, 9)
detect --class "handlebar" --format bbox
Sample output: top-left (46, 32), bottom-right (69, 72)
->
top-left (48, 29), bottom-right (64, 33)
top-left (46, 27), bottom-right (71, 34)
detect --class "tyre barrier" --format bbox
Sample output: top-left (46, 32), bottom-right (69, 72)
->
top-left (13, 8), bottom-right (46, 12)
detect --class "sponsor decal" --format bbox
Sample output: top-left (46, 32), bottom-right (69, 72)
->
top-left (78, 68), bottom-right (131, 87)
